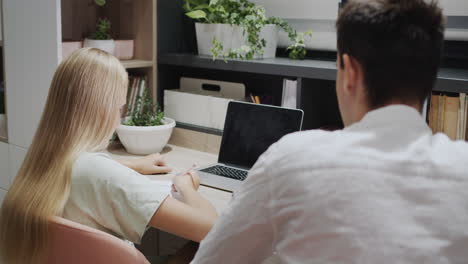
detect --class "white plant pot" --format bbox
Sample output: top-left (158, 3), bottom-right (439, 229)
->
top-left (83, 38), bottom-right (115, 55)
top-left (116, 118), bottom-right (176, 155)
top-left (195, 23), bottom-right (278, 59)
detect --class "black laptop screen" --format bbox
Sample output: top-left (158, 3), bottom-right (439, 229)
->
top-left (218, 102), bottom-right (303, 169)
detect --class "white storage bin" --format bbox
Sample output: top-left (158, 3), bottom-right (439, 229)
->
top-left (164, 78), bottom-right (245, 130)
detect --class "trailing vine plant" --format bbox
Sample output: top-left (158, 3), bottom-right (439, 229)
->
top-left (183, 0), bottom-right (312, 60)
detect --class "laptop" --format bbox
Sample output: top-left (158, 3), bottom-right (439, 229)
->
top-left (198, 101), bottom-right (304, 192)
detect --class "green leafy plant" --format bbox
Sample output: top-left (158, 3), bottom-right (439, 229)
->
top-left (287, 30), bottom-right (313, 60)
top-left (90, 0), bottom-right (112, 40)
top-left (90, 18), bottom-right (112, 40)
top-left (125, 87), bottom-right (165, 127)
top-left (183, 0), bottom-right (312, 60)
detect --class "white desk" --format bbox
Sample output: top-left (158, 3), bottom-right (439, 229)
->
top-left (107, 144), bottom-right (232, 213)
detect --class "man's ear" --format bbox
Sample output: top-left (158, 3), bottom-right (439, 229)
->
top-left (342, 54), bottom-right (364, 96)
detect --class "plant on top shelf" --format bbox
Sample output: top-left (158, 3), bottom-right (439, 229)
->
top-left (83, 0), bottom-right (115, 54)
top-left (183, 0), bottom-right (312, 60)
top-left (287, 30), bottom-right (313, 60)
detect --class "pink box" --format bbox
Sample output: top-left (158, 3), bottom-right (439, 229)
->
top-left (114, 40), bottom-right (134, 60)
top-left (62, 41), bottom-right (83, 60)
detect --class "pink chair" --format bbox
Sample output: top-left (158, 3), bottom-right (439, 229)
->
top-left (48, 216), bottom-right (150, 264)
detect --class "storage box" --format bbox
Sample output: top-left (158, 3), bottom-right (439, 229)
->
top-left (164, 78), bottom-right (245, 130)
top-left (114, 40), bottom-right (134, 60)
top-left (164, 90), bottom-right (232, 130)
top-left (62, 41), bottom-right (83, 60)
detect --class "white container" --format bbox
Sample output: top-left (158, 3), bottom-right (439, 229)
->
top-left (116, 118), bottom-right (175, 155)
top-left (195, 23), bottom-right (278, 59)
top-left (83, 38), bottom-right (115, 55)
top-left (165, 90), bottom-right (232, 130)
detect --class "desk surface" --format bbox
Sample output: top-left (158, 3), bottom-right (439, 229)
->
top-left (107, 144), bottom-right (232, 213)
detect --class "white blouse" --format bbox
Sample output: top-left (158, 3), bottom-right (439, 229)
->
top-left (63, 152), bottom-right (170, 243)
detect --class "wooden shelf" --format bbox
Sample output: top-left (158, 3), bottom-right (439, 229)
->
top-left (159, 53), bottom-right (468, 94)
top-left (176, 122), bottom-right (223, 136)
top-left (159, 53), bottom-right (337, 80)
top-left (121, 59), bottom-right (154, 69)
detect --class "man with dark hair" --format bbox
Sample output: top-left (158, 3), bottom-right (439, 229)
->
top-left (193, 1), bottom-right (468, 263)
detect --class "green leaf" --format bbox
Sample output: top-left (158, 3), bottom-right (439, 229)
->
top-left (185, 10), bottom-right (207, 19)
top-left (95, 0), bottom-right (106, 6)
top-left (194, 4), bottom-right (209, 9)
top-left (209, 0), bottom-right (219, 6)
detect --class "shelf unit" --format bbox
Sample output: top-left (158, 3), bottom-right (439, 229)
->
top-left (159, 53), bottom-right (468, 94)
top-left (156, 0), bottom-right (468, 136)
top-left (158, 52), bottom-right (468, 134)
top-left (61, 0), bottom-right (157, 98)
top-left (121, 59), bottom-right (154, 69)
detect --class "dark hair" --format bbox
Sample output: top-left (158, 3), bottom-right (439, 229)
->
top-left (336, 0), bottom-right (445, 108)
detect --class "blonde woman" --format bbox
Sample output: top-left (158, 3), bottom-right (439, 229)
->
top-left (0, 48), bottom-right (217, 264)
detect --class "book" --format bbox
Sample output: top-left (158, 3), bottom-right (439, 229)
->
top-left (437, 95), bottom-right (445, 133)
top-left (457, 93), bottom-right (466, 140)
top-left (428, 94), bottom-right (439, 133)
top-left (422, 97), bottom-right (428, 123)
top-left (443, 95), bottom-right (459, 140)
top-left (465, 95), bottom-right (468, 141)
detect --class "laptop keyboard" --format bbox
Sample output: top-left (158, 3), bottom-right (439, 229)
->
top-left (200, 165), bottom-right (248, 181)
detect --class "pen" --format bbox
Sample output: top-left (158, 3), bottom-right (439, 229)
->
top-left (172, 164), bottom-right (199, 193)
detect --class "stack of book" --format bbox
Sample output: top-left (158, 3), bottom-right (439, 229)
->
top-left (428, 93), bottom-right (468, 140)
top-left (124, 76), bottom-right (147, 117)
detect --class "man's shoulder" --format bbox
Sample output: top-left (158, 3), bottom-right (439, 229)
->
top-left (274, 129), bottom-right (352, 156)
top-left (262, 129), bottom-right (356, 172)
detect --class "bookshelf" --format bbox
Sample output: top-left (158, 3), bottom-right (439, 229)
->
top-left (121, 59), bottom-right (154, 69)
top-left (61, 0), bottom-right (157, 98)
top-left (157, 0), bottom-right (468, 137)
top-left (159, 53), bottom-right (468, 94)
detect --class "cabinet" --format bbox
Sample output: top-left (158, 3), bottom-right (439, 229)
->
top-left (3, 0), bottom-right (61, 148)
top-left (1, 0), bottom-right (61, 188)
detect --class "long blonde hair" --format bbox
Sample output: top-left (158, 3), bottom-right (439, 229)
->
top-left (0, 48), bottom-right (128, 264)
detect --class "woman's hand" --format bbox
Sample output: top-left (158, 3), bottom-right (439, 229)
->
top-left (116, 153), bottom-right (172, 175)
top-left (173, 171), bottom-right (200, 192)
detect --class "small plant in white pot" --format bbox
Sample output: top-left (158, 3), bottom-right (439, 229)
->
top-left (183, 0), bottom-right (312, 60)
top-left (83, 0), bottom-right (115, 54)
top-left (116, 88), bottom-right (176, 155)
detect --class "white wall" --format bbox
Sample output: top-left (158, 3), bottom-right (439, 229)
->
top-left (439, 0), bottom-right (468, 16)
top-left (3, 0), bottom-right (61, 149)
top-left (253, 0), bottom-right (468, 51)
top-left (252, 0), bottom-right (340, 20)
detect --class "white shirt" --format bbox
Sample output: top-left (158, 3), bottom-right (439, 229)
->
top-left (192, 105), bottom-right (468, 264)
top-left (63, 152), bottom-right (170, 243)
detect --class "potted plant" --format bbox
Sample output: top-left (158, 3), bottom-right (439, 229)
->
top-left (83, 0), bottom-right (115, 54)
top-left (183, 0), bottom-right (312, 60)
top-left (116, 86), bottom-right (176, 155)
